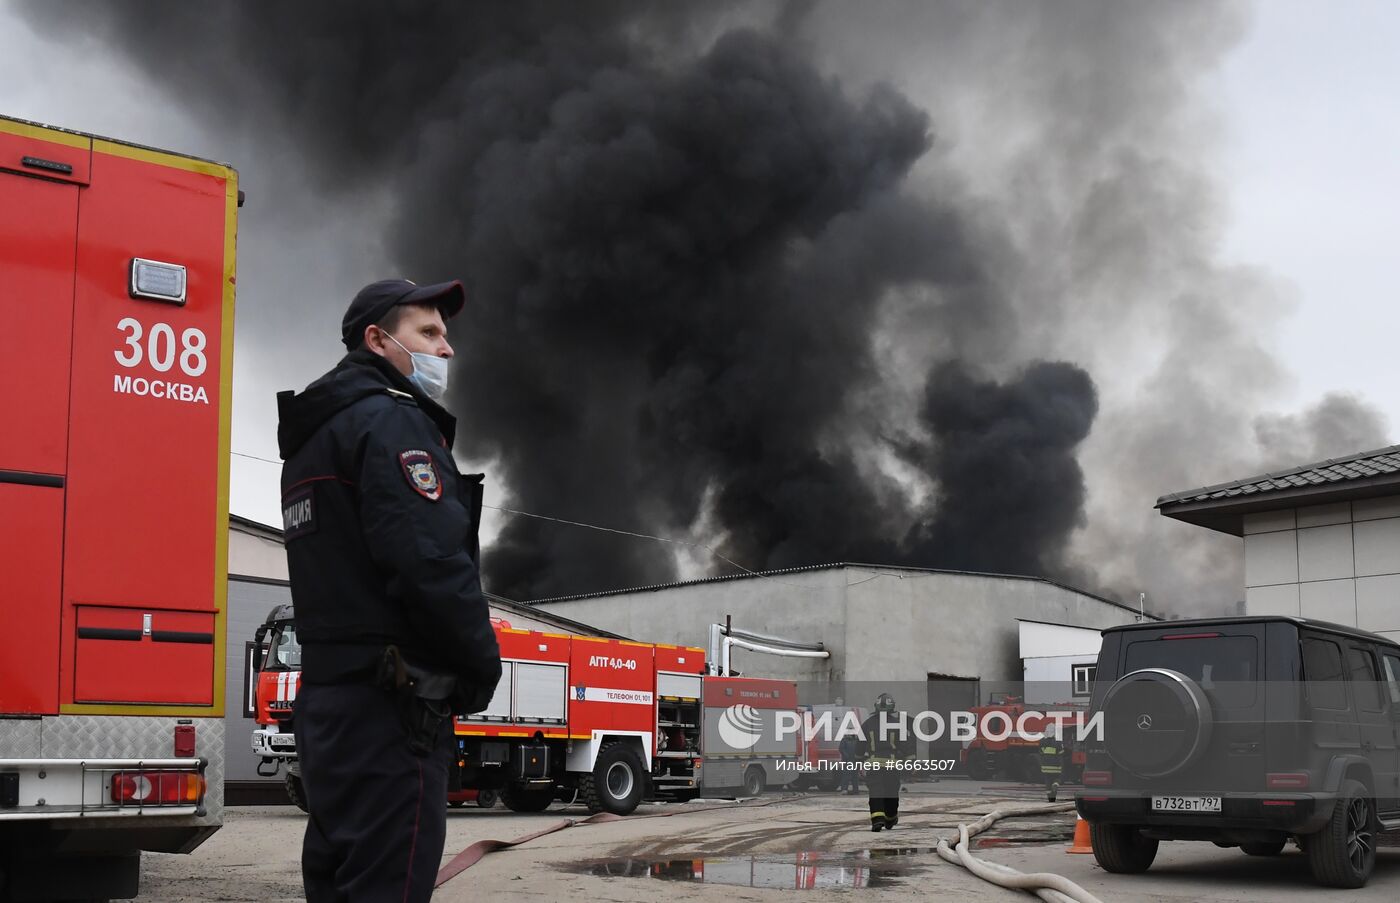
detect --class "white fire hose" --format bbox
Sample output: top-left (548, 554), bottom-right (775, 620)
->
top-left (934, 803), bottom-right (1105, 903)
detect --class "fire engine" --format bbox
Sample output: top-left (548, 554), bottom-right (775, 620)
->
top-left (698, 676), bottom-right (802, 796)
top-left (249, 605), bottom-right (303, 807)
top-left (960, 694), bottom-right (1086, 783)
top-left (789, 703), bottom-right (868, 792)
top-left (251, 607), bottom-right (704, 814)
top-left (0, 115), bottom-right (237, 900)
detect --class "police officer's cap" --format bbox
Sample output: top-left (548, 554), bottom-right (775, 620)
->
top-left (342, 279), bottom-right (466, 350)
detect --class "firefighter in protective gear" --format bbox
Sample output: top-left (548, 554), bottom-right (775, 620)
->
top-left (861, 693), bottom-right (914, 832)
top-left (1039, 731), bottom-right (1064, 802)
top-left (278, 278), bottom-right (502, 903)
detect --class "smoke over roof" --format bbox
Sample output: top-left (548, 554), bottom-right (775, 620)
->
top-left (34, 1), bottom-right (1386, 608)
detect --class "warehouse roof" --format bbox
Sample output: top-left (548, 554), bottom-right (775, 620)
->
top-left (528, 561), bottom-right (1156, 620)
top-left (1157, 443), bottom-right (1400, 535)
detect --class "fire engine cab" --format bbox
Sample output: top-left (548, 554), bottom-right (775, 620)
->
top-left (252, 608), bottom-right (704, 815)
top-left (0, 115), bottom-right (237, 900)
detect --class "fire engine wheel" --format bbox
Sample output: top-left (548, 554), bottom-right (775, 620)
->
top-left (501, 785), bottom-right (556, 813)
top-left (284, 771), bottom-right (310, 814)
top-left (742, 765), bottom-right (767, 797)
top-left (477, 788), bottom-right (499, 808)
top-left (580, 741), bottom-right (646, 815)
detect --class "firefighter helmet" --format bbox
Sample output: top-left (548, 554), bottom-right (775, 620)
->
top-left (875, 693), bottom-right (896, 713)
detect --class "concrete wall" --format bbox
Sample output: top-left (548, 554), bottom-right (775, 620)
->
top-left (534, 568), bottom-right (844, 683)
top-left (842, 571), bottom-right (1138, 683)
top-left (1023, 654), bottom-right (1097, 704)
top-left (1243, 498), bottom-right (1400, 643)
top-left (1018, 621), bottom-right (1103, 659)
top-left (225, 577), bottom-right (293, 783)
top-left (229, 526), bottom-right (288, 581)
top-left (534, 566), bottom-right (1143, 690)
top-left (1018, 621), bottom-right (1102, 705)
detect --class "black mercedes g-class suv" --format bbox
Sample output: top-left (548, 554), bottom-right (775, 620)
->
top-left (1076, 616), bottom-right (1400, 888)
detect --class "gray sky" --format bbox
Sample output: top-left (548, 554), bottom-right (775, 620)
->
top-left (1218, 1), bottom-right (1399, 419)
top-left (1, 1), bottom-right (1395, 605)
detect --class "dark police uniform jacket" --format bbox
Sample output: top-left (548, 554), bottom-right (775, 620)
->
top-left (276, 350), bottom-right (501, 707)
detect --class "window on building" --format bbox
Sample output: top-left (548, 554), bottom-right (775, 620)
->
top-left (1072, 664), bottom-right (1097, 697)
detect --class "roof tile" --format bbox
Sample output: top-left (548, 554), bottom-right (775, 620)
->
top-left (1158, 443), bottom-right (1400, 508)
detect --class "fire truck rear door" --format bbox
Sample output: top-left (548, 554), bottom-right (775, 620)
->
top-left (0, 124), bottom-right (89, 714)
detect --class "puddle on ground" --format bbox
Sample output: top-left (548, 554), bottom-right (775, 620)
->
top-left (573, 848), bottom-right (934, 889)
top-left (972, 835), bottom-right (1064, 849)
top-left (973, 828), bottom-right (1073, 849)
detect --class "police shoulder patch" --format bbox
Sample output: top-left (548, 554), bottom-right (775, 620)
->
top-left (282, 486), bottom-right (317, 540)
top-left (398, 449), bottom-right (442, 501)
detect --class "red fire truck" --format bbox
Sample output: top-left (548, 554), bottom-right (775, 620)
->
top-left (0, 115), bottom-right (237, 900)
top-left (960, 695), bottom-right (1086, 783)
top-left (249, 605), bottom-right (303, 806)
top-left (790, 703), bottom-right (868, 793)
top-left (252, 607), bottom-right (705, 815)
top-left (698, 676), bottom-right (802, 797)
top-left (457, 624), bottom-right (704, 814)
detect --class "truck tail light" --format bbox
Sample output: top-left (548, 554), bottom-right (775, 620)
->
top-left (110, 771), bottom-right (205, 805)
top-left (1266, 773), bottom-right (1309, 790)
top-left (1082, 770), bottom-right (1113, 786)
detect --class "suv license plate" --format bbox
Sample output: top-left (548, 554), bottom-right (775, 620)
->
top-left (1152, 795), bottom-right (1221, 813)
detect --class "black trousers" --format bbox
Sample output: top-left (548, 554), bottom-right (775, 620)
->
top-left (866, 768), bottom-right (901, 822)
top-left (296, 682), bottom-right (452, 903)
top-left (837, 754), bottom-right (861, 791)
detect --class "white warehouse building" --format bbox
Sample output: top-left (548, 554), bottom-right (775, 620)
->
top-left (531, 563), bottom-right (1145, 689)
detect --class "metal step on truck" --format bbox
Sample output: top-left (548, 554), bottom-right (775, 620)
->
top-left (0, 114), bottom-right (239, 901)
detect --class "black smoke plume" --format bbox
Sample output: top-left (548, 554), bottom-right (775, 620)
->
top-left (37, 1), bottom-right (1320, 608)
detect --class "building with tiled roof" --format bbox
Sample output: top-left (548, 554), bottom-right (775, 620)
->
top-left (1158, 445), bottom-right (1400, 641)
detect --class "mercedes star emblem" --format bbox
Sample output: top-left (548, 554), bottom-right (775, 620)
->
top-left (1137, 714), bottom-right (1153, 730)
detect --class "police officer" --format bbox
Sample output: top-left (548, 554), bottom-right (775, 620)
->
top-left (862, 693), bottom-right (914, 832)
top-left (278, 279), bottom-right (503, 902)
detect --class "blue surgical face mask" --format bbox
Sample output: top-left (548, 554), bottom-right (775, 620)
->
top-left (385, 332), bottom-right (450, 401)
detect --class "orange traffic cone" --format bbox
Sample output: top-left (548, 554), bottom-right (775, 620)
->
top-left (1067, 815), bottom-right (1094, 854)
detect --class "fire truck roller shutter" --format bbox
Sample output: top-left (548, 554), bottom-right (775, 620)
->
top-left (513, 663), bottom-right (567, 723)
top-left (463, 662), bottom-right (512, 721)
